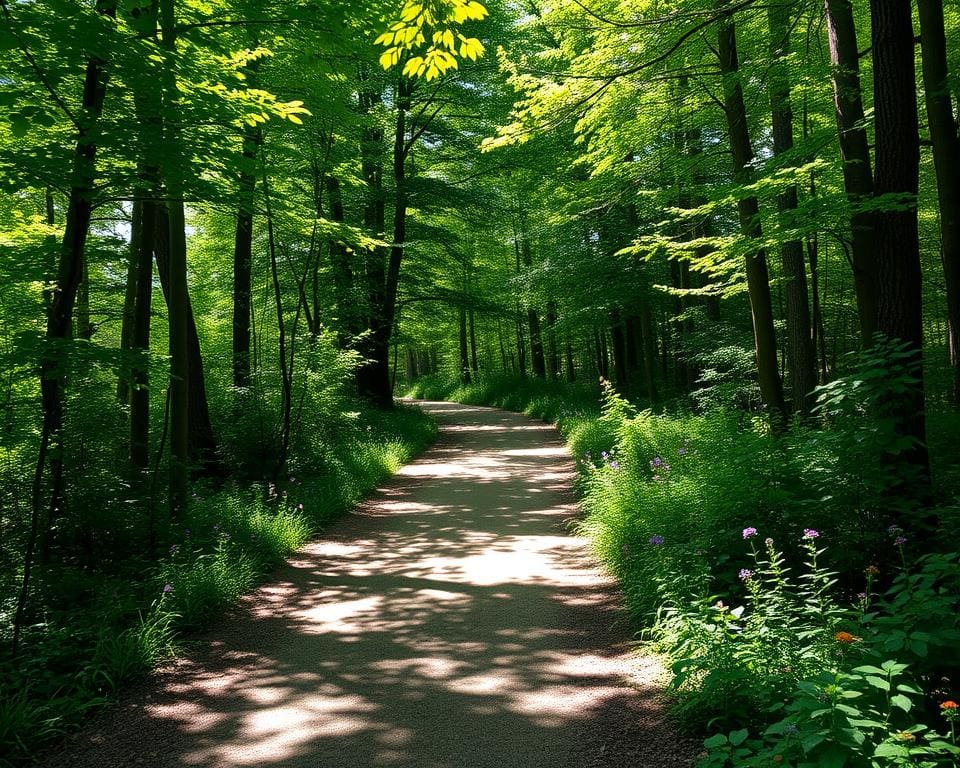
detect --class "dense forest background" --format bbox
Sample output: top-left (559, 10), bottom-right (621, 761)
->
top-left (2, 0), bottom-right (960, 765)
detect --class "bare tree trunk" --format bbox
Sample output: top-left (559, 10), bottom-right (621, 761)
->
top-left (459, 306), bottom-right (471, 384)
top-left (717, 6), bottom-right (787, 425)
top-left (38, 0), bottom-right (117, 561)
top-left (917, 0), bottom-right (960, 404)
top-left (870, 0), bottom-right (930, 479)
top-left (232, 121), bottom-right (261, 391)
top-left (824, 0), bottom-right (877, 345)
top-left (768, 1), bottom-right (817, 415)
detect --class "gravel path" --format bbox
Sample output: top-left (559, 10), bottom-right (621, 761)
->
top-left (43, 401), bottom-right (695, 768)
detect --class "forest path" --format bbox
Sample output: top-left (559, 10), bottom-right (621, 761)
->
top-left (45, 402), bottom-right (693, 768)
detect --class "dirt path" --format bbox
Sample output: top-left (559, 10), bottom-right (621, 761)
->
top-left (45, 402), bottom-right (694, 768)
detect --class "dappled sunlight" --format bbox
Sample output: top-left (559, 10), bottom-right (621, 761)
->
top-left (48, 402), bottom-right (678, 768)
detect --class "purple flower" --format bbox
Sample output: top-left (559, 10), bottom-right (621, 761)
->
top-left (601, 451), bottom-right (609, 459)
top-left (739, 568), bottom-right (753, 582)
top-left (648, 535), bottom-right (665, 546)
top-left (163, 583), bottom-right (174, 594)
top-left (169, 544), bottom-right (179, 555)
top-left (650, 457), bottom-right (663, 468)
top-left (742, 527), bottom-right (758, 539)
top-left (610, 460), bottom-right (620, 470)
top-left (803, 529), bottom-right (820, 539)
top-left (894, 536), bottom-right (908, 547)
top-left (678, 447), bottom-right (687, 456)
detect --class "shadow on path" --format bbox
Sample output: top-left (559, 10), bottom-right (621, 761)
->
top-left (43, 402), bottom-right (694, 768)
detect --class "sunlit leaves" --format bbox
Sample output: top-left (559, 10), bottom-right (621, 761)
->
top-left (376, 0), bottom-right (487, 80)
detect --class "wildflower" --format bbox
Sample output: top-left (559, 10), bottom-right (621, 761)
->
top-left (865, 565), bottom-right (880, 576)
top-left (856, 592), bottom-right (867, 601)
top-left (742, 527), bottom-right (758, 539)
top-left (601, 451), bottom-right (609, 459)
top-left (713, 600), bottom-right (726, 610)
top-left (297, 503), bottom-right (304, 510)
top-left (941, 701), bottom-right (958, 711)
top-left (739, 568), bottom-right (753, 582)
top-left (677, 447), bottom-right (687, 456)
top-left (802, 528), bottom-right (820, 539)
top-left (765, 537), bottom-right (774, 547)
top-left (610, 460), bottom-right (620, 470)
top-left (648, 535), bottom-right (665, 546)
top-left (894, 731), bottom-right (916, 743)
top-left (834, 631), bottom-right (860, 644)
top-left (894, 536), bottom-right (908, 547)
top-left (784, 724), bottom-right (797, 735)
top-left (163, 583), bottom-right (174, 594)
top-left (170, 544), bottom-right (179, 555)
top-left (650, 457), bottom-right (663, 468)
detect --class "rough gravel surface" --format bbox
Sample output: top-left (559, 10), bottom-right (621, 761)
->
top-left (42, 401), bottom-right (697, 768)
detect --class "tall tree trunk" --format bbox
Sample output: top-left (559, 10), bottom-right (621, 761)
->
top-left (767, 1), bottom-right (817, 415)
top-left (130, 193), bottom-right (156, 470)
top-left (824, 0), bottom-right (877, 345)
top-left (546, 300), bottom-right (559, 380)
top-left (325, 174), bottom-right (357, 346)
top-left (232, 114), bottom-right (261, 391)
top-left (159, 0), bottom-right (189, 516)
top-left (118, 198), bottom-right (142, 404)
top-left (459, 306), bottom-right (471, 384)
top-left (917, 0), bottom-right (960, 404)
top-left (154, 208), bottom-right (221, 477)
top-left (38, 0), bottom-right (117, 561)
top-left (356, 76), bottom-right (389, 403)
top-left (469, 307), bottom-right (479, 375)
top-left (717, 7), bottom-right (787, 424)
top-left (870, 0), bottom-right (930, 477)
top-left (519, 217), bottom-right (546, 378)
top-left (609, 309), bottom-right (629, 389)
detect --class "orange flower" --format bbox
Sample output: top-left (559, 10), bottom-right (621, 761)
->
top-left (834, 631), bottom-right (860, 644)
top-left (941, 701), bottom-right (958, 710)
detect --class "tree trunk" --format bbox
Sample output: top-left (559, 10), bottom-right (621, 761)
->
top-left (325, 175), bottom-right (357, 346)
top-left (38, 0), bottom-right (117, 561)
top-left (232, 118), bottom-right (260, 391)
top-left (870, 0), bottom-right (930, 477)
top-left (610, 309), bottom-right (629, 389)
top-left (546, 300), bottom-right (559, 380)
top-left (824, 0), bottom-right (877, 345)
top-left (356, 76), bottom-right (390, 404)
top-left (130, 194), bottom-right (156, 470)
top-left (768, 1), bottom-right (817, 415)
top-left (154, 207), bottom-right (221, 477)
top-left (469, 307), bottom-right (479, 374)
top-left (717, 7), bottom-right (787, 424)
top-left (565, 339), bottom-right (576, 382)
top-left (118, 198), bottom-right (141, 404)
top-left (459, 306), bottom-right (471, 385)
top-left (917, 0), bottom-right (960, 404)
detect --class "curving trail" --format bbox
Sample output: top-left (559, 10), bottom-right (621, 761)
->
top-left (44, 402), bottom-right (694, 768)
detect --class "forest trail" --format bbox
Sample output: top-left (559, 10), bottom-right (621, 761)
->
top-left (44, 402), bottom-right (692, 768)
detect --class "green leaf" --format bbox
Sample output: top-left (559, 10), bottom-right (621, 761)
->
top-left (728, 729), bottom-right (749, 747)
top-left (890, 693), bottom-right (912, 712)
